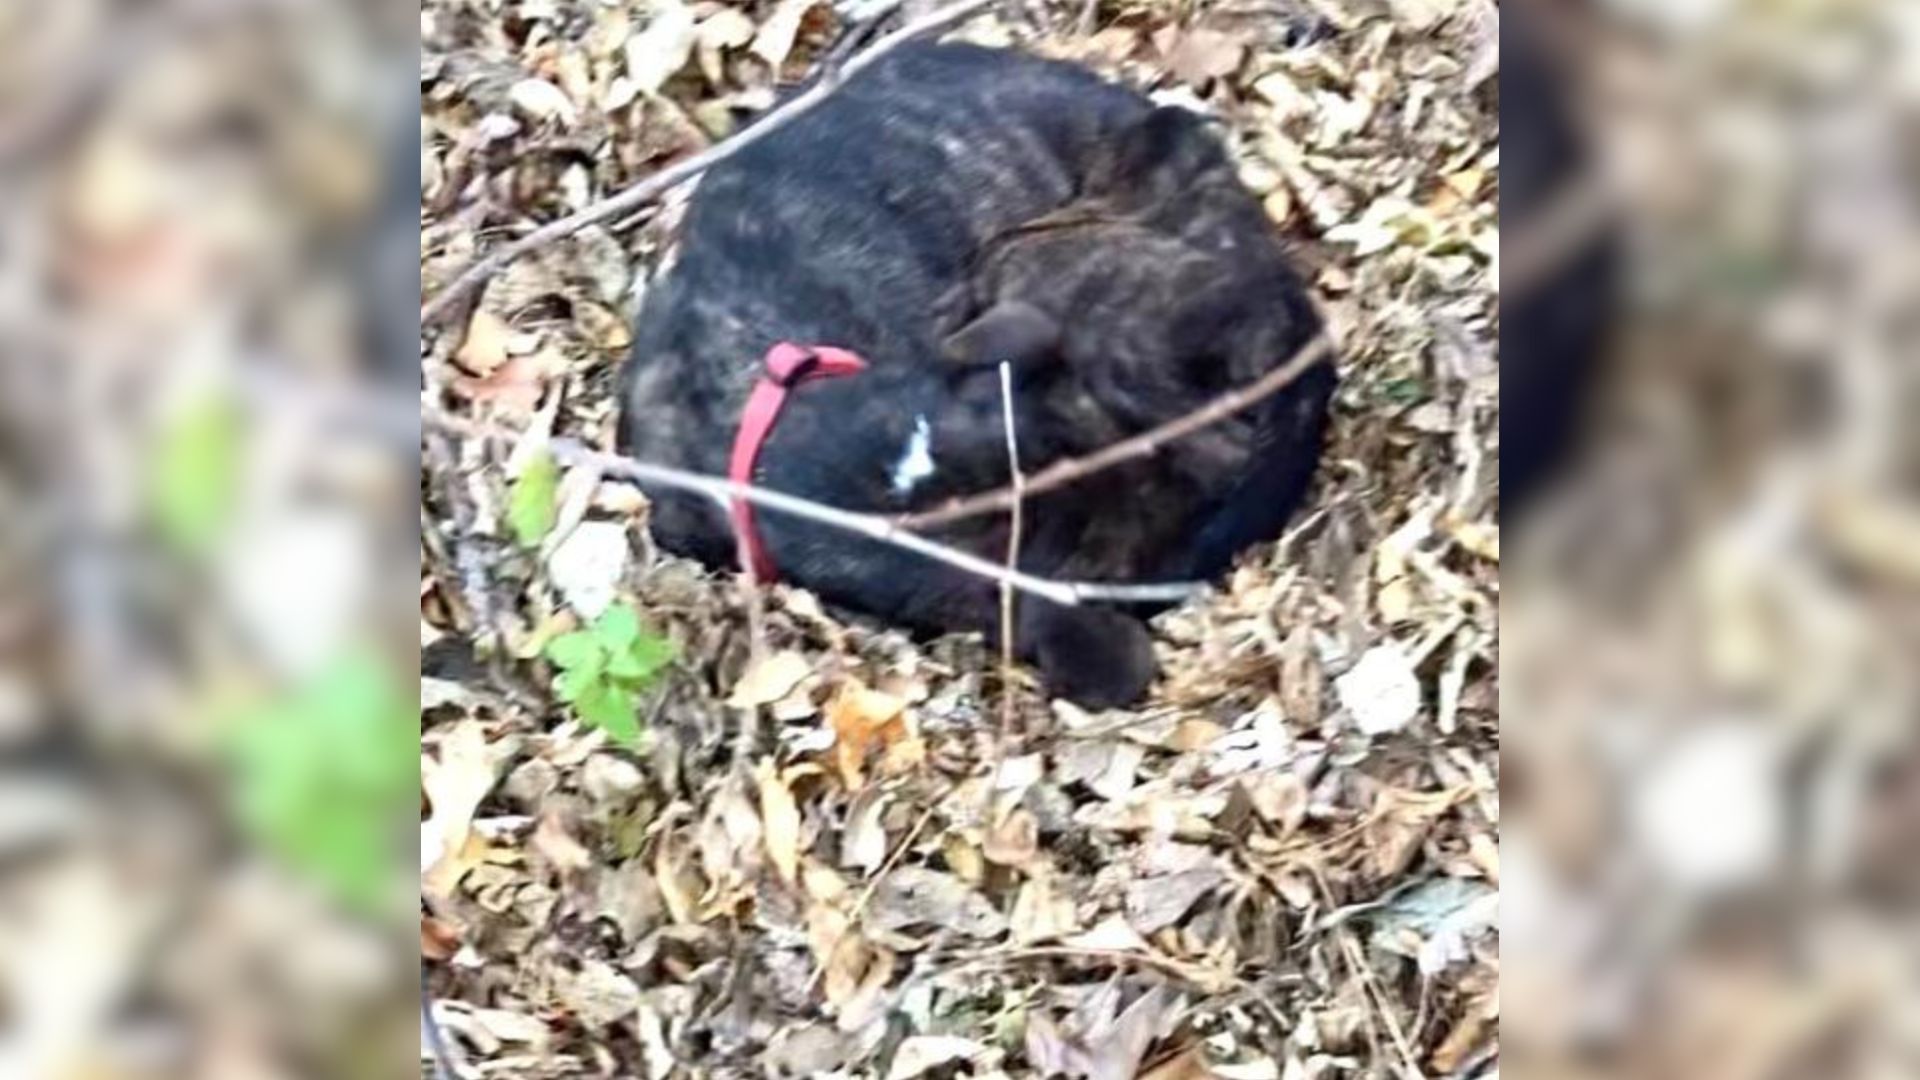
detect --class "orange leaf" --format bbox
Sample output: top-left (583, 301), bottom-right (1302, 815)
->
top-left (824, 680), bottom-right (908, 789)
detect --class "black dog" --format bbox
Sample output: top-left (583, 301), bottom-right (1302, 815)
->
top-left (1498, 6), bottom-right (1616, 516)
top-left (621, 43), bottom-right (1333, 706)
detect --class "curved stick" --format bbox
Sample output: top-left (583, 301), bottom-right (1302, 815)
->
top-left (424, 411), bottom-right (1204, 607)
top-left (899, 333), bottom-right (1335, 529)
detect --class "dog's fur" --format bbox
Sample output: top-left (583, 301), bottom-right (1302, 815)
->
top-left (621, 43), bottom-right (1333, 706)
top-left (1498, 7), bottom-right (1616, 516)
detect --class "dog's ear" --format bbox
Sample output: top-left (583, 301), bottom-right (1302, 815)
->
top-left (941, 300), bottom-right (1063, 375)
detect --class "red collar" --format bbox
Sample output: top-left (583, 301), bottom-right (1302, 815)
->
top-left (727, 342), bottom-right (868, 583)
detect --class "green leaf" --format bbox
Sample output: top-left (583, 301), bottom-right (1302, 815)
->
top-left (152, 392), bottom-right (241, 552)
top-left (608, 633), bottom-right (676, 683)
top-left (544, 630), bottom-right (603, 672)
top-left (554, 664), bottom-right (600, 703)
top-left (1381, 376), bottom-right (1427, 407)
top-left (222, 650), bottom-right (416, 914)
top-left (507, 450), bottom-right (561, 548)
top-left (593, 602), bottom-right (641, 649)
top-left (576, 680), bottom-right (639, 746)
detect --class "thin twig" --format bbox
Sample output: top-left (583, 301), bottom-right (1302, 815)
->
top-left (945, 944), bottom-right (1237, 990)
top-left (805, 794), bottom-right (943, 992)
top-left (820, 0), bottom-right (908, 71)
top-left (996, 361), bottom-right (1024, 739)
top-left (419, 0), bottom-right (996, 327)
top-left (1502, 171), bottom-right (1615, 299)
top-left (900, 334), bottom-right (1336, 529)
top-left (1336, 925), bottom-right (1426, 1080)
top-left (424, 410), bottom-right (1204, 607)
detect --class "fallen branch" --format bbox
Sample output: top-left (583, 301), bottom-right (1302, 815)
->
top-left (418, 0), bottom-right (996, 327)
top-left (1502, 170), bottom-right (1615, 299)
top-left (901, 332), bottom-right (1336, 529)
top-left (423, 410), bottom-right (1204, 608)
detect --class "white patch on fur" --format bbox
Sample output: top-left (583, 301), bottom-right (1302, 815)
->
top-left (891, 415), bottom-right (936, 498)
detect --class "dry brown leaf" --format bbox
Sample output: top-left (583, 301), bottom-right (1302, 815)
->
top-left (729, 650), bottom-right (813, 709)
top-left (750, 0), bottom-right (824, 71)
top-left (944, 834), bottom-right (986, 885)
top-left (1364, 787), bottom-right (1462, 879)
top-left (1154, 26), bottom-right (1246, 89)
top-left (1125, 867), bottom-right (1225, 935)
top-left (879, 732), bottom-right (927, 777)
top-left (1278, 625), bottom-right (1321, 724)
top-left (1093, 987), bottom-right (1184, 1080)
top-left (1140, 1047), bottom-right (1218, 1080)
top-left (626, 0), bottom-right (698, 97)
top-left (1244, 772), bottom-right (1309, 834)
top-left (757, 761), bottom-right (802, 885)
top-left (983, 807), bottom-right (1039, 869)
top-left (455, 308), bottom-right (513, 376)
top-left (423, 831), bottom-right (497, 901)
top-left (1025, 1014), bottom-right (1094, 1078)
top-left (508, 77), bottom-right (577, 125)
top-left (887, 1036), bottom-right (984, 1080)
top-left (820, 930), bottom-right (867, 1007)
top-left (1262, 186), bottom-right (1295, 226)
top-left (1337, 643), bottom-right (1422, 737)
top-left (1468, 832), bottom-right (1499, 883)
top-left (559, 960), bottom-right (641, 1029)
top-left (842, 787), bottom-right (890, 874)
top-left (1168, 719), bottom-right (1225, 752)
top-left (695, 8), bottom-right (755, 85)
top-left (464, 1006), bottom-right (553, 1047)
top-left (869, 867), bottom-right (1006, 938)
top-left (422, 722), bottom-right (507, 900)
top-left (1010, 872), bottom-right (1079, 944)
top-left (1063, 915), bottom-right (1150, 953)
top-left (1059, 739), bottom-right (1145, 801)
top-left (1449, 519), bottom-right (1500, 562)
top-left (1820, 486), bottom-right (1920, 587)
top-left (1427, 989), bottom-right (1495, 1073)
top-left (574, 299), bottom-right (633, 351)
top-left (532, 811), bottom-right (593, 875)
top-left (654, 832), bottom-right (706, 925)
top-left (837, 943), bottom-right (896, 1032)
top-left (1387, 0), bottom-right (1463, 31)
top-left (451, 351), bottom-right (560, 415)
top-left (421, 915), bottom-right (462, 961)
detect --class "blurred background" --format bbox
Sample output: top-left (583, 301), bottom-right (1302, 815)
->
top-left (0, 0), bottom-right (417, 1077)
top-left (1504, 0), bottom-right (1920, 1078)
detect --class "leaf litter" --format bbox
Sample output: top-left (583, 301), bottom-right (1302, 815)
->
top-left (421, 0), bottom-right (1501, 1074)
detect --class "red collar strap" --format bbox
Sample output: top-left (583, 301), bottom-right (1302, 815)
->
top-left (727, 342), bottom-right (868, 583)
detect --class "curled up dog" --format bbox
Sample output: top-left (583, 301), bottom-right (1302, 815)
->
top-left (621, 43), bottom-right (1335, 707)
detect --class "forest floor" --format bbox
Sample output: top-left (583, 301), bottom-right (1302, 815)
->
top-left (419, 0), bottom-right (1501, 1076)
